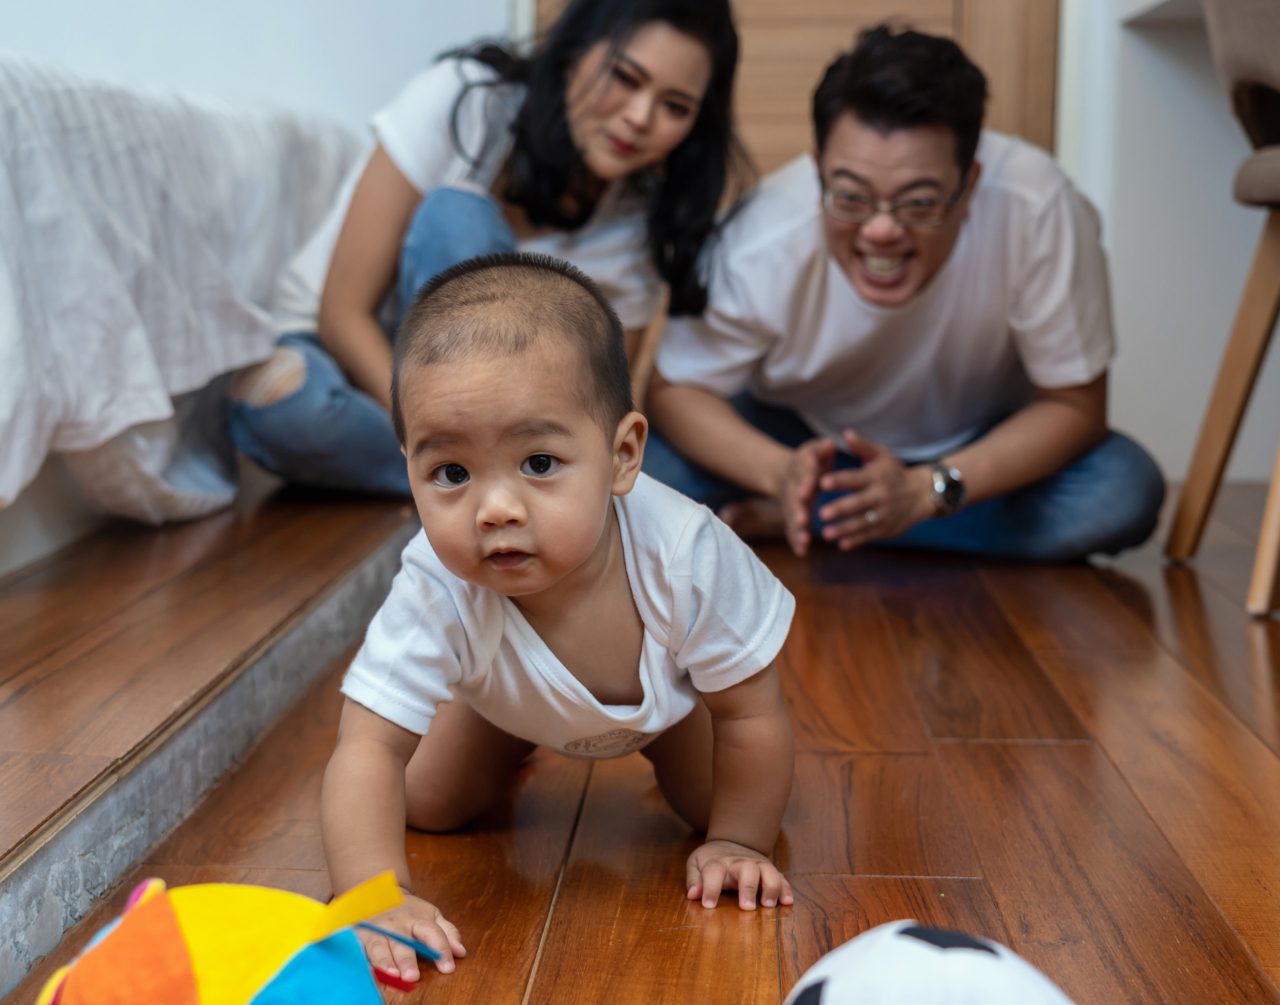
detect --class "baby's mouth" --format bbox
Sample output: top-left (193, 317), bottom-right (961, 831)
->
top-left (486, 549), bottom-right (532, 569)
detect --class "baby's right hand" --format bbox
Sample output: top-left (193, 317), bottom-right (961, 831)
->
top-left (358, 892), bottom-right (466, 980)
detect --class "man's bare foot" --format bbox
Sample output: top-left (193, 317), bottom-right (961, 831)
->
top-left (717, 497), bottom-right (786, 540)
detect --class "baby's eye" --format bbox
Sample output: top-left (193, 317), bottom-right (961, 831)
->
top-left (430, 463), bottom-right (470, 487)
top-left (521, 454), bottom-right (561, 477)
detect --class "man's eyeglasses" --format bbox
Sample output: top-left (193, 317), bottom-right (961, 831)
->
top-left (821, 183), bottom-right (966, 229)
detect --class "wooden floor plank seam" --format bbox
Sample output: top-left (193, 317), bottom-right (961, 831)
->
top-left (787, 871), bottom-right (1001, 881)
top-left (519, 761), bottom-right (596, 1005)
top-left (930, 737), bottom-right (1095, 746)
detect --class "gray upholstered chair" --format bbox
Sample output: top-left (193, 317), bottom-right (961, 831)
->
top-left (1166, 0), bottom-right (1280, 615)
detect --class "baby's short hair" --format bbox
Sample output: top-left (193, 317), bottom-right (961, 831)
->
top-left (391, 252), bottom-right (633, 443)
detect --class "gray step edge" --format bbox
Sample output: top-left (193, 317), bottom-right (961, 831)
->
top-left (0, 519), bottom-right (416, 998)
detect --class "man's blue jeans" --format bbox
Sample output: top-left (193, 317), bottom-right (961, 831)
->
top-left (228, 187), bottom-right (516, 495)
top-left (642, 395), bottom-right (1166, 561)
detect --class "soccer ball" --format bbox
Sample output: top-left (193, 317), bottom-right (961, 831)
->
top-left (784, 920), bottom-right (1075, 1005)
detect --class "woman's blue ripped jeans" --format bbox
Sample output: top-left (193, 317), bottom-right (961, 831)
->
top-left (228, 186), bottom-right (516, 495)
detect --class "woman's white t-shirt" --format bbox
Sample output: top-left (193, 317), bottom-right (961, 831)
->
top-left (273, 57), bottom-right (661, 334)
top-left (341, 474), bottom-right (796, 759)
top-left (655, 131), bottom-right (1115, 461)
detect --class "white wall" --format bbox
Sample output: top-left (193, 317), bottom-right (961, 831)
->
top-left (0, 1), bottom-right (511, 579)
top-left (3, 0), bottom-right (510, 131)
top-left (1057, 0), bottom-right (1280, 484)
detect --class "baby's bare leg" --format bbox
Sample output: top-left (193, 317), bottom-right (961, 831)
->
top-left (404, 700), bottom-right (536, 832)
top-left (641, 699), bottom-right (714, 833)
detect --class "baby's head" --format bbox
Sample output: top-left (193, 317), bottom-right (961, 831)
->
top-left (391, 253), bottom-right (647, 599)
top-left (391, 252), bottom-right (634, 444)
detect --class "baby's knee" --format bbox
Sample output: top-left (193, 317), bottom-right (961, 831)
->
top-left (230, 347), bottom-right (306, 407)
top-left (404, 787), bottom-right (477, 834)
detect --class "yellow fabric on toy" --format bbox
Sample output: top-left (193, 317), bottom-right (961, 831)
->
top-left (167, 873), bottom-right (402, 1005)
top-left (311, 871), bottom-right (401, 942)
top-left (35, 966), bottom-right (70, 1005)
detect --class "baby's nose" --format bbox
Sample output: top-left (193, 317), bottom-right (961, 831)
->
top-left (476, 484), bottom-right (526, 527)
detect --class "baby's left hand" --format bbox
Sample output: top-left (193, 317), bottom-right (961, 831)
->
top-left (686, 839), bottom-right (794, 911)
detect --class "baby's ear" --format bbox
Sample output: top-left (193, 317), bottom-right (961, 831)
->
top-left (611, 411), bottom-right (648, 495)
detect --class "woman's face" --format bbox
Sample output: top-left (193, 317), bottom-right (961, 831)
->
top-left (565, 21), bottom-right (712, 181)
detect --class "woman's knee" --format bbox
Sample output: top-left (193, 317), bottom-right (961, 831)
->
top-left (227, 344), bottom-right (341, 453)
top-left (229, 347), bottom-right (307, 408)
top-left (399, 186), bottom-right (518, 301)
top-left (226, 347), bottom-right (315, 475)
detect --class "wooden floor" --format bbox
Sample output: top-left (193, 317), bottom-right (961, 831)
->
top-left (10, 486), bottom-right (1280, 1004)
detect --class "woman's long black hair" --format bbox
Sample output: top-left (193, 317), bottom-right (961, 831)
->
top-left (448, 0), bottom-right (754, 316)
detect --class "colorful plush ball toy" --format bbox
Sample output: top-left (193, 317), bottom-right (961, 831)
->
top-left (784, 919), bottom-right (1075, 1005)
top-left (37, 871), bottom-right (431, 1004)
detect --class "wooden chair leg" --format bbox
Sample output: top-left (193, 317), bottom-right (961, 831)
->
top-left (1247, 441), bottom-right (1280, 616)
top-left (1166, 211), bottom-right (1280, 560)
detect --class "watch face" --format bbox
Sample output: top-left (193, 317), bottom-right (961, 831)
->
top-left (932, 464), bottom-right (965, 513)
top-left (942, 474), bottom-right (964, 508)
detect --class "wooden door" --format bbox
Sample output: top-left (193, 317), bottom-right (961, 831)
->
top-left (533, 0), bottom-right (1060, 173)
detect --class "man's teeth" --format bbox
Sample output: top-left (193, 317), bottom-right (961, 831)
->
top-left (864, 254), bottom-right (906, 274)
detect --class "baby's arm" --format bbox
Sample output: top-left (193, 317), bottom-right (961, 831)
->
top-left (688, 663), bottom-right (795, 911)
top-left (321, 699), bottom-right (466, 978)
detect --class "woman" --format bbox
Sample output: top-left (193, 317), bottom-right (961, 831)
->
top-left (228, 0), bottom-right (752, 495)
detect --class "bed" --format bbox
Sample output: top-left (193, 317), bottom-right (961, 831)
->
top-left (0, 56), bottom-right (362, 521)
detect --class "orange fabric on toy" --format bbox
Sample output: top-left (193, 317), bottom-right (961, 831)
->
top-left (59, 892), bottom-right (197, 1005)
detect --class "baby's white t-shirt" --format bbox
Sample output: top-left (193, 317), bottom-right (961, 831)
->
top-left (341, 474), bottom-right (796, 759)
top-left (273, 57), bottom-right (661, 334)
top-left (655, 131), bottom-right (1114, 462)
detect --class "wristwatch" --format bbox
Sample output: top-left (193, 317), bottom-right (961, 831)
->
top-left (929, 460), bottom-right (966, 516)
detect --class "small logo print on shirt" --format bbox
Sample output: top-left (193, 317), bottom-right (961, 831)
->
top-left (563, 728), bottom-right (651, 758)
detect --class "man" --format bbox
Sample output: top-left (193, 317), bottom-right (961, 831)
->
top-left (644, 25), bottom-right (1164, 560)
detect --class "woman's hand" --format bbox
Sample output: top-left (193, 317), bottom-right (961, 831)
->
top-left (686, 838), bottom-right (794, 911)
top-left (814, 430), bottom-right (936, 551)
top-left (357, 892), bottom-right (466, 980)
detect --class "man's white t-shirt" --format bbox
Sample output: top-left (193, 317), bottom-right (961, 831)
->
top-left (273, 57), bottom-right (661, 334)
top-left (341, 474), bottom-right (796, 759)
top-left (655, 131), bottom-right (1114, 461)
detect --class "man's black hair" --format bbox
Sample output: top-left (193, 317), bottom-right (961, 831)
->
top-left (390, 252), bottom-right (633, 444)
top-left (812, 24), bottom-right (988, 174)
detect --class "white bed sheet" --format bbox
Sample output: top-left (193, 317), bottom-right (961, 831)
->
top-left (0, 56), bottom-right (362, 520)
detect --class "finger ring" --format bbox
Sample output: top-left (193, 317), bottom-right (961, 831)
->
top-left (864, 508), bottom-right (879, 525)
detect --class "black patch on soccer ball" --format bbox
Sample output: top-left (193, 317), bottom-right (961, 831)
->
top-left (791, 978), bottom-right (827, 1004)
top-left (900, 925), bottom-right (998, 955)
